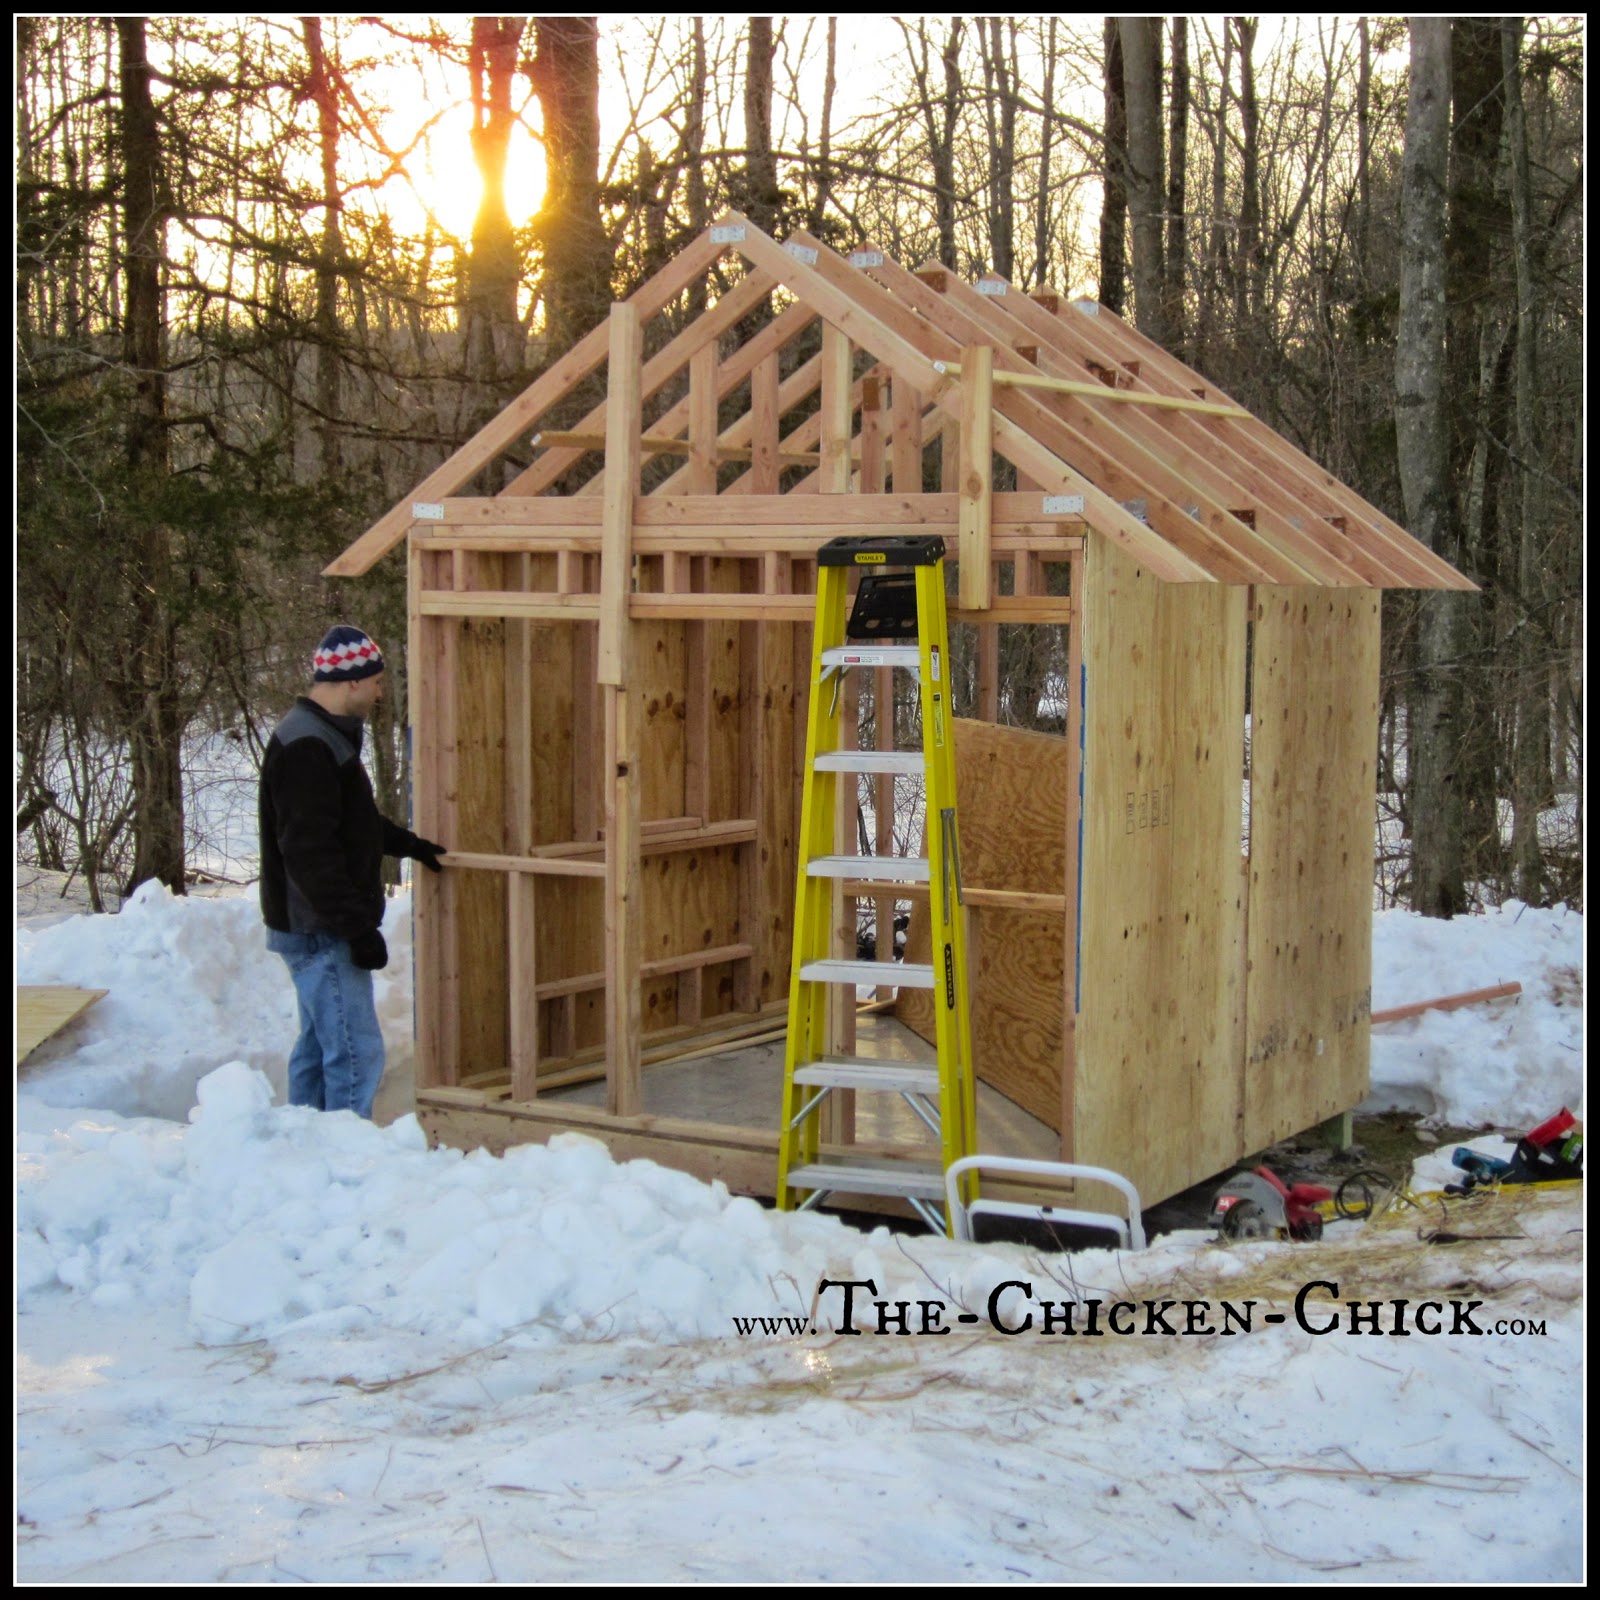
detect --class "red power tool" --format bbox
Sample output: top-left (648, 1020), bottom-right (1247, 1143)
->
top-left (1209, 1166), bottom-right (1334, 1241)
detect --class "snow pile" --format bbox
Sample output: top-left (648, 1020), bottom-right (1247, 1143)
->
top-left (16, 881), bottom-right (415, 1121)
top-left (21, 886), bottom-right (1583, 1132)
top-left (1364, 901), bottom-right (1583, 1125)
top-left (18, 1063), bottom-right (1040, 1350)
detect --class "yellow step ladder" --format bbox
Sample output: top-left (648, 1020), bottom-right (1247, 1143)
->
top-left (777, 534), bottom-right (977, 1234)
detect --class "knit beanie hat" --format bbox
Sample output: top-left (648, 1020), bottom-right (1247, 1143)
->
top-left (312, 625), bottom-right (384, 683)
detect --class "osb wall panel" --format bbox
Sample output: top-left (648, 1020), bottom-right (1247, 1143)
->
top-left (1242, 587), bottom-right (1378, 1148)
top-left (898, 718), bottom-right (1068, 1135)
top-left (1076, 535), bottom-right (1248, 1207)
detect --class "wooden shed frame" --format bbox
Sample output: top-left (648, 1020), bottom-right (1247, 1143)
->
top-left (330, 215), bottom-right (1471, 1215)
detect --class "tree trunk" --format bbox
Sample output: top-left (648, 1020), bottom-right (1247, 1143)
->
top-left (1200, 18), bottom-right (1230, 367)
top-left (529, 17), bottom-right (610, 358)
top-left (1165, 17), bottom-right (1189, 358)
top-left (1445, 18), bottom-right (1509, 877)
top-left (466, 15), bottom-right (525, 419)
top-left (979, 18), bottom-right (1017, 279)
top-left (301, 18), bottom-right (344, 479)
top-left (810, 18), bottom-right (837, 236)
top-left (683, 18), bottom-right (709, 316)
top-left (1235, 17), bottom-right (1262, 328)
top-left (1031, 17), bottom-right (1057, 289)
top-left (1118, 16), bottom-right (1166, 344)
top-left (1396, 18), bottom-right (1466, 917)
top-left (743, 17), bottom-right (777, 236)
top-left (935, 19), bottom-right (963, 269)
top-left (116, 16), bottom-right (185, 896)
top-left (1502, 18), bottom-right (1548, 903)
top-left (1098, 17), bottom-right (1127, 313)
top-left (1356, 18), bottom-right (1371, 261)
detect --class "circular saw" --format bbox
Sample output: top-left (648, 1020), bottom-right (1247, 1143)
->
top-left (1209, 1166), bottom-right (1331, 1242)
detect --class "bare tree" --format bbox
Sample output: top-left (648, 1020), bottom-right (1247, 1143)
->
top-left (1165, 17), bottom-right (1189, 358)
top-left (1118, 16), bottom-right (1166, 342)
top-left (114, 17), bottom-right (186, 896)
top-left (1395, 18), bottom-right (1467, 916)
top-left (464, 15), bottom-right (526, 415)
top-left (528, 17), bottom-right (610, 357)
top-left (1502, 17), bottom-right (1547, 904)
top-left (1098, 17), bottom-right (1127, 312)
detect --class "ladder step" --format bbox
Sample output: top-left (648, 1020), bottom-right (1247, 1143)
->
top-left (806, 855), bottom-right (930, 884)
top-left (799, 959), bottom-right (935, 988)
top-left (792, 1057), bottom-right (941, 1094)
top-left (787, 1156), bottom-right (947, 1200)
top-left (820, 645), bottom-right (922, 672)
top-left (814, 750), bottom-right (926, 776)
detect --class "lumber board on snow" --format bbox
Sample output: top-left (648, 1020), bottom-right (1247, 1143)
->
top-left (17, 987), bottom-right (107, 1065)
top-left (1371, 982), bottom-right (1522, 1025)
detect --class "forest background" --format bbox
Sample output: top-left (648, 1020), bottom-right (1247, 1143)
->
top-left (15, 15), bottom-right (1584, 917)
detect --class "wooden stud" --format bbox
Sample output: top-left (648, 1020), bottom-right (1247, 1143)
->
top-left (958, 345), bottom-right (994, 611)
top-left (890, 375), bottom-right (923, 495)
top-left (819, 323), bottom-right (854, 494)
top-left (604, 684), bottom-right (643, 1116)
top-left (509, 872), bottom-right (539, 1099)
top-left (1061, 544), bottom-right (1085, 1157)
top-left (408, 536), bottom-right (442, 1090)
top-left (432, 550), bottom-right (465, 1088)
top-left (599, 302), bottom-right (643, 687)
top-left (751, 351), bottom-right (781, 497)
top-left (936, 361), bottom-right (1251, 416)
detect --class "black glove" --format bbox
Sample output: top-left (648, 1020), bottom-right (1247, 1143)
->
top-left (350, 929), bottom-right (389, 970)
top-left (410, 835), bottom-right (447, 874)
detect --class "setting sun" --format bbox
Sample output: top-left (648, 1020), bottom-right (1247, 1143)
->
top-left (341, 20), bottom-right (548, 246)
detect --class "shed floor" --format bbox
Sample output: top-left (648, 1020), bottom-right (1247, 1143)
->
top-left (549, 1015), bottom-right (1060, 1159)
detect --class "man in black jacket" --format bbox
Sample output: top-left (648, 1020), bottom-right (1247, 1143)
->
top-left (259, 625), bottom-right (446, 1117)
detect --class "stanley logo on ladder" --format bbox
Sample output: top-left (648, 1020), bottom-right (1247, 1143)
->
top-left (777, 534), bottom-right (978, 1234)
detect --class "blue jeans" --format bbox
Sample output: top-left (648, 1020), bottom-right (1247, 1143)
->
top-left (267, 929), bottom-right (386, 1118)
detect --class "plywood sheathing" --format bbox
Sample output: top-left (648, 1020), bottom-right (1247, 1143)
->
top-left (1242, 587), bottom-right (1380, 1148)
top-left (898, 720), bottom-right (1069, 1137)
top-left (1076, 534), bottom-right (1250, 1207)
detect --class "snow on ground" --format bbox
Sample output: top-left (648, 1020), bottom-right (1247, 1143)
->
top-left (15, 887), bottom-right (1586, 1581)
top-left (17, 879), bottom-right (416, 1124)
top-left (1366, 901), bottom-right (1584, 1126)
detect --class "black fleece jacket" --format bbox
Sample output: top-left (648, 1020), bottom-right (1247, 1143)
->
top-left (258, 697), bottom-right (421, 939)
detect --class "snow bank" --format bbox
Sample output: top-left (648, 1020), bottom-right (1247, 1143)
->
top-left (16, 881), bottom-right (415, 1121)
top-left (1365, 901), bottom-right (1583, 1125)
top-left (17, 1063), bottom-right (1044, 1350)
top-left (21, 883), bottom-right (1582, 1132)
